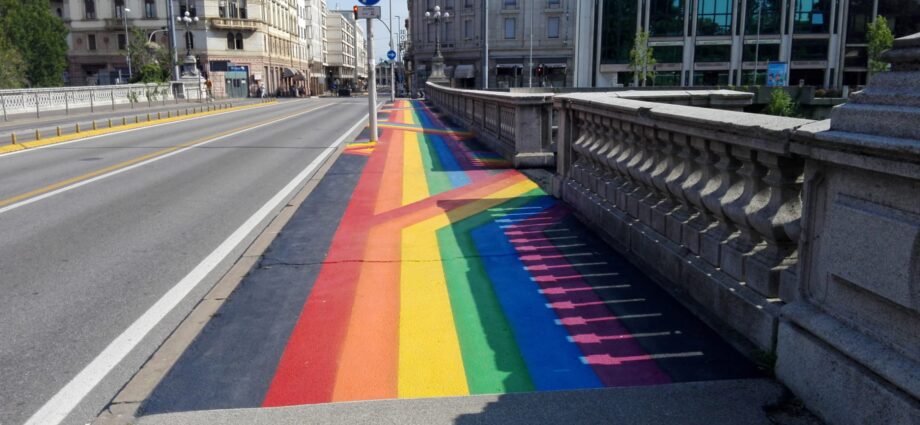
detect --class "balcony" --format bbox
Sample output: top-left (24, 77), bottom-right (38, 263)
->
top-left (209, 17), bottom-right (262, 31)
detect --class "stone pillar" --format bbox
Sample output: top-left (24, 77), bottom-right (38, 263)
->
top-left (778, 33), bottom-right (920, 425)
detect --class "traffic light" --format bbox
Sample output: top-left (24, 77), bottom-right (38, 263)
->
top-left (353, 5), bottom-right (359, 19)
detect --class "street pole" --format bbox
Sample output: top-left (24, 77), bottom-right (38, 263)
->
top-left (367, 18), bottom-right (378, 143)
top-left (483, 0), bottom-right (489, 89)
top-left (389, 0), bottom-right (395, 101)
top-left (528, 0), bottom-right (533, 88)
top-left (123, 8), bottom-right (133, 81)
top-left (166, 0), bottom-right (180, 80)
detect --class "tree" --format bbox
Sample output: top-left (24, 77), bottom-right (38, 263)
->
top-left (0, 32), bottom-right (26, 88)
top-left (867, 16), bottom-right (894, 77)
top-left (0, 0), bottom-right (69, 87)
top-left (629, 30), bottom-right (657, 87)
top-left (764, 88), bottom-right (796, 117)
top-left (127, 28), bottom-right (171, 83)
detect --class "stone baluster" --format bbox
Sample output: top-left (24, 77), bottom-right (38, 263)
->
top-left (570, 111), bottom-right (593, 186)
top-left (611, 121), bottom-right (641, 212)
top-left (681, 137), bottom-right (717, 255)
top-left (743, 152), bottom-right (803, 297)
top-left (622, 122), bottom-right (651, 219)
top-left (720, 146), bottom-right (768, 287)
top-left (636, 126), bottom-right (665, 227)
top-left (589, 115), bottom-right (615, 195)
top-left (602, 118), bottom-right (627, 205)
top-left (698, 140), bottom-right (741, 268)
top-left (581, 114), bottom-right (602, 192)
top-left (648, 129), bottom-right (679, 236)
top-left (664, 133), bottom-right (697, 246)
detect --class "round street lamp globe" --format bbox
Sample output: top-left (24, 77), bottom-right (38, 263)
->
top-left (425, 11), bottom-right (430, 17)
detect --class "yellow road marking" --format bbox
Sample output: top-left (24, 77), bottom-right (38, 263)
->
top-left (401, 130), bottom-right (428, 206)
top-left (0, 102), bottom-right (327, 209)
top-left (397, 178), bottom-right (538, 398)
top-left (0, 101), bottom-right (277, 155)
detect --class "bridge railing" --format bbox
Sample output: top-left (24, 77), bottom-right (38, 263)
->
top-left (0, 82), bottom-right (206, 121)
top-left (554, 93), bottom-right (813, 351)
top-left (427, 82), bottom-right (556, 168)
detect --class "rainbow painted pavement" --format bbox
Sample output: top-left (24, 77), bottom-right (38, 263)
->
top-left (141, 100), bottom-right (758, 414)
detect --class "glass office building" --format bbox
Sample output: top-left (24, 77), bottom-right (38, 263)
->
top-left (593, 0), bottom-right (920, 88)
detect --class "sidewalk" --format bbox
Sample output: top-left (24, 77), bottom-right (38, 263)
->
top-left (134, 100), bottom-right (783, 423)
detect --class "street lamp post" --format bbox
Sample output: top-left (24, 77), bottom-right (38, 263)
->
top-left (424, 5), bottom-right (450, 84)
top-left (123, 7), bottom-right (133, 81)
top-left (176, 10), bottom-right (200, 76)
top-left (389, 0), bottom-right (395, 102)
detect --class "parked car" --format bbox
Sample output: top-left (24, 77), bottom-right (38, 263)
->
top-left (338, 87), bottom-right (352, 97)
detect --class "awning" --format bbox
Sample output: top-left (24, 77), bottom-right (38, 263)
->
top-left (543, 63), bottom-right (568, 69)
top-left (444, 66), bottom-right (455, 78)
top-left (496, 63), bottom-right (523, 69)
top-left (282, 67), bottom-right (298, 78)
top-left (453, 64), bottom-right (475, 79)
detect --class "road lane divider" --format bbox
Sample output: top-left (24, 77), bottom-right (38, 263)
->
top-left (0, 101), bottom-right (339, 214)
top-left (22, 107), bottom-right (371, 425)
top-left (0, 99), bottom-right (278, 156)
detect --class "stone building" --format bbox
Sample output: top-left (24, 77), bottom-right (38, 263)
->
top-left (577, 0), bottom-right (920, 88)
top-left (406, 0), bottom-right (579, 90)
top-left (57, 0), bottom-right (327, 96)
top-left (326, 10), bottom-right (368, 91)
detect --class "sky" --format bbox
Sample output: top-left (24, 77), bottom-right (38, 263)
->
top-left (328, 0), bottom-right (410, 61)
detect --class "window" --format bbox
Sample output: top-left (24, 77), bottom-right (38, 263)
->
top-left (88, 34), bottom-right (97, 50)
top-left (445, 21), bottom-right (453, 41)
top-left (547, 0), bottom-right (561, 8)
top-left (464, 19), bottom-right (473, 39)
top-left (236, 33), bottom-right (244, 50)
top-left (742, 43), bottom-right (779, 62)
top-left (694, 44), bottom-right (731, 62)
top-left (504, 18), bottom-right (515, 39)
top-left (465, 0), bottom-right (473, 8)
top-left (445, 0), bottom-right (454, 9)
top-left (794, 0), bottom-right (830, 34)
top-left (428, 23), bottom-right (435, 42)
top-left (118, 33), bottom-right (126, 50)
top-left (697, 0), bottom-right (733, 36)
top-left (745, 0), bottom-right (781, 35)
top-left (655, 45), bottom-right (684, 63)
top-left (84, 0), bottom-right (96, 19)
top-left (145, 0), bottom-right (156, 18)
top-left (114, 0), bottom-right (125, 18)
top-left (600, 0), bottom-right (636, 64)
top-left (650, 0), bottom-right (684, 37)
top-left (790, 39), bottom-right (828, 61)
top-left (227, 32), bottom-right (236, 49)
top-left (185, 31), bottom-right (194, 50)
top-left (503, 0), bottom-right (516, 8)
top-left (547, 17), bottom-right (560, 38)
top-left (845, 0), bottom-right (871, 43)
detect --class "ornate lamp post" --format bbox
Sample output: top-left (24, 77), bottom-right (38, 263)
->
top-left (122, 7), bottom-right (133, 81)
top-left (176, 10), bottom-right (200, 76)
top-left (424, 5), bottom-right (450, 83)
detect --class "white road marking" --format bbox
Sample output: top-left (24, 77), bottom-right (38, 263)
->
top-left (0, 99), bottom-right (303, 159)
top-left (0, 102), bottom-right (345, 216)
top-left (22, 108), bottom-right (370, 425)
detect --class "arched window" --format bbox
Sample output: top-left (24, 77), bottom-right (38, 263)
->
top-left (235, 33), bottom-right (244, 50)
top-left (185, 31), bottom-right (194, 50)
top-left (227, 32), bottom-right (235, 49)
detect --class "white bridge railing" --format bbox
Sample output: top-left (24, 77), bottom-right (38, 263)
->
top-left (0, 82), bottom-right (206, 121)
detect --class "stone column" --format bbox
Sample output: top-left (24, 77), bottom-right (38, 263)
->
top-left (778, 33), bottom-right (920, 425)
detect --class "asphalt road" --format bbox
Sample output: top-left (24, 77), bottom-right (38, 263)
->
top-left (0, 98), bottom-right (368, 425)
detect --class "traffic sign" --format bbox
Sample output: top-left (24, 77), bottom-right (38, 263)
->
top-left (357, 0), bottom-right (380, 5)
top-left (356, 5), bottom-right (380, 19)
top-left (387, 50), bottom-right (397, 60)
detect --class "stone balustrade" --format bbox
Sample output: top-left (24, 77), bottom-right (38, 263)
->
top-left (0, 82), bottom-right (204, 120)
top-left (426, 82), bottom-right (556, 168)
top-left (426, 82), bottom-right (754, 169)
top-left (553, 93), bottom-right (813, 351)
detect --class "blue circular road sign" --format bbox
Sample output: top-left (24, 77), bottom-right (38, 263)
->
top-left (387, 50), bottom-right (397, 60)
top-left (357, 0), bottom-right (380, 5)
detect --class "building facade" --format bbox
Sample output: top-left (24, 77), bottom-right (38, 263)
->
top-left (58, 0), bottom-right (331, 96)
top-left (407, 0), bottom-right (579, 90)
top-left (583, 0), bottom-right (920, 88)
top-left (326, 10), bottom-right (368, 91)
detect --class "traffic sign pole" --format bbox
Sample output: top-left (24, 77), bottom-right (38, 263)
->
top-left (367, 15), bottom-right (378, 143)
top-left (389, 0), bottom-right (395, 102)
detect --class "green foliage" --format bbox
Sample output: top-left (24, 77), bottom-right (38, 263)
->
top-left (764, 88), bottom-right (796, 117)
top-left (127, 28), bottom-right (171, 83)
top-left (0, 0), bottom-right (69, 87)
top-left (628, 30), bottom-right (657, 87)
top-left (867, 16), bottom-right (894, 77)
top-left (0, 32), bottom-right (26, 88)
